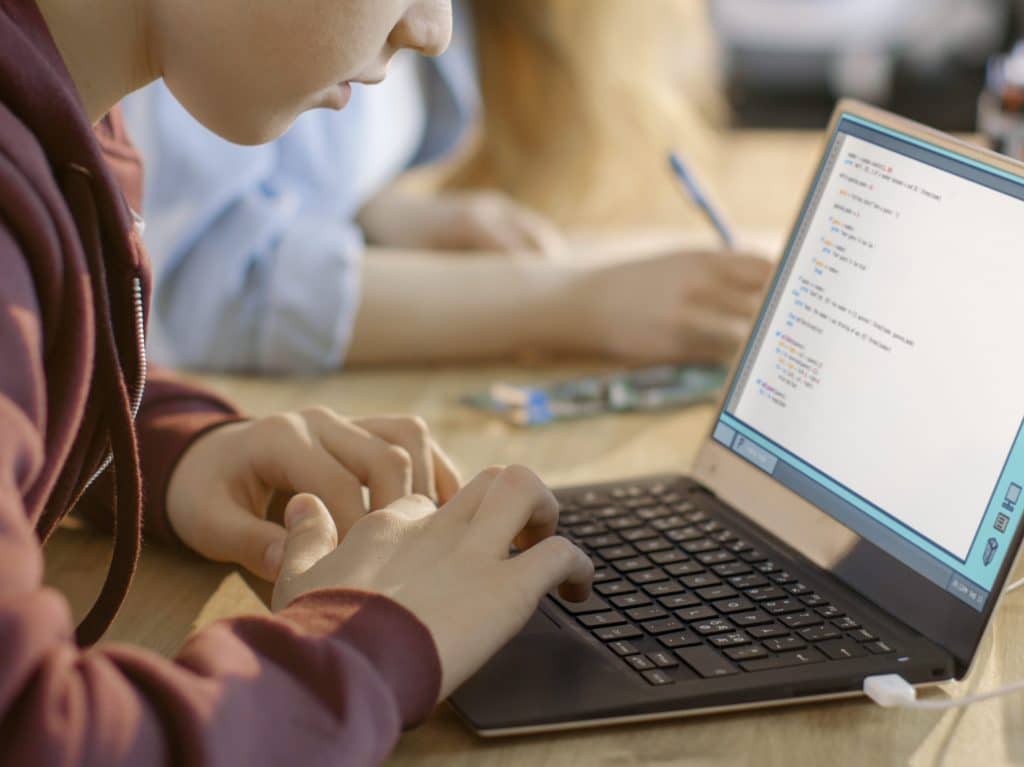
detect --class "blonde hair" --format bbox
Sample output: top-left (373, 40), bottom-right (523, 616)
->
top-left (448, 0), bottom-right (725, 230)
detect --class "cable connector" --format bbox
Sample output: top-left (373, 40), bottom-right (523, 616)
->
top-left (863, 674), bottom-right (919, 707)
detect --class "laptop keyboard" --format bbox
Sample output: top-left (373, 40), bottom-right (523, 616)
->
top-left (548, 480), bottom-right (898, 686)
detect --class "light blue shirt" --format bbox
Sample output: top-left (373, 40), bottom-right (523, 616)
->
top-left (122, 24), bottom-right (477, 374)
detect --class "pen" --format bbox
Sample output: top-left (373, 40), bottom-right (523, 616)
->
top-left (668, 151), bottom-right (736, 250)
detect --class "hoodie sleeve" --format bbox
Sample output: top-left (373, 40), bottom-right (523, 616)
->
top-left (0, 221), bottom-right (441, 767)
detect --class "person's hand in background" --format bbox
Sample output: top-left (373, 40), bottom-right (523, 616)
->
top-left (562, 249), bottom-right (773, 364)
top-left (272, 465), bottom-right (594, 701)
top-left (166, 410), bottom-right (461, 581)
top-left (358, 186), bottom-right (566, 257)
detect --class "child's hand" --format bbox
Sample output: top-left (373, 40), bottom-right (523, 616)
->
top-left (166, 409), bottom-right (461, 581)
top-left (359, 187), bottom-right (566, 257)
top-left (271, 465), bottom-right (593, 701)
top-left (565, 249), bottom-right (773, 363)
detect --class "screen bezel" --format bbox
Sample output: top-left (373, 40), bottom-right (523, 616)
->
top-left (692, 99), bottom-right (1024, 676)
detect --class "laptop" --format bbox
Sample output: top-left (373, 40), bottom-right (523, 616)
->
top-left (451, 100), bottom-right (1024, 736)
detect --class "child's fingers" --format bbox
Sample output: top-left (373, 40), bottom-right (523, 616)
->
top-left (278, 494), bottom-right (339, 582)
top-left (466, 465), bottom-right (559, 557)
top-left (508, 535), bottom-right (594, 603)
top-left (430, 439), bottom-right (462, 504)
top-left (354, 416), bottom-right (437, 502)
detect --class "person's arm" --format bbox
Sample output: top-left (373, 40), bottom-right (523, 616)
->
top-left (346, 247), bottom-right (773, 365)
top-left (0, 224), bottom-right (439, 767)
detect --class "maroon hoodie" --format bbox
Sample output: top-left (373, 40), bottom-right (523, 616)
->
top-left (0, 1), bottom-right (440, 764)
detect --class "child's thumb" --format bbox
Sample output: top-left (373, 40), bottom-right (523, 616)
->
top-left (278, 494), bottom-right (339, 581)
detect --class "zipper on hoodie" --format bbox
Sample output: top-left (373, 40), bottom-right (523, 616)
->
top-left (69, 274), bottom-right (148, 510)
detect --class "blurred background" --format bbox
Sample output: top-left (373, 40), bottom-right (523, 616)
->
top-left (690, 0), bottom-right (1023, 131)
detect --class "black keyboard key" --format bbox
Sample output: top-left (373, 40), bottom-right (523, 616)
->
top-left (611, 592), bottom-right (651, 609)
top-left (643, 618), bottom-right (685, 635)
top-left (608, 516), bottom-right (643, 531)
top-left (682, 510), bottom-right (708, 523)
top-left (675, 645), bottom-right (740, 678)
top-left (740, 647), bottom-right (826, 672)
top-left (818, 639), bottom-right (868, 660)
top-left (650, 549), bottom-right (687, 565)
top-left (675, 605), bottom-right (716, 622)
top-left (621, 526), bottom-right (659, 542)
top-left (763, 598), bottom-right (804, 615)
top-left (698, 520), bottom-right (723, 534)
top-left (729, 573), bottom-right (769, 589)
top-left (629, 569), bottom-right (668, 585)
top-left (561, 511), bottom-right (590, 526)
top-left (711, 529), bottom-right (739, 544)
top-left (747, 623), bottom-right (790, 639)
top-left (595, 625), bottom-right (643, 641)
top-left (725, 644), bottom-right (770, 661)
top-left (598, 545), bottom-right (638, 561)
top-left (799, 624), bottom-right (841, 642)
top-left (786, 582), bottom-right (812, 596)
top-left (780, 611), bottom-right (823, 628)
top-left (667, 526), bottom-right (704, 543)
top-left (713, 562), bottom-right (752, 577)
top-left (709, 632), bottom-right (750, 648)
top-left (608, 640), bottom-right (639, 656)
top-left (816, 605), bottom-right (844, 619)
top-left (636, 506), bottom-right (672, 521)
top-left (626, 605), bottom-right (667, 622)
top-left (764, 636), bottom-right (806, 652)
top-left (693, 618), bottom-right (735, 636)
top-left (636, 537), bottom-right (672, 554)
top-left (647, 650), bottom-right (680, 668)
top-left (593, 568), bottom-right (617, 583)
top-left (713, 596), bottom-right (756, 614)
top-left (625, 654), bottom-right (656, 671)
top-left (731, 609), bottom-right (773, 627)
top-left (866, 640), bottom-right (897, 655)
top-left (754, 561), bottom-right (781, 574)
top-left (551, 592), bottom-right (610, 614)
top-left (614, 556), bottom-right (652, 573)
top-left (666, 561), bottom-right (705, 577)
top-left (658, 630), bottom-right (703, 648)
top-left (569, 522), bottom-right (607, 538)
top-left (624, 497), bottom-right (658, 509)
top-left (644, 580), bottom-right (684, 597)
top-left (697, 551), bottom-right (736, 566)
top-left (800, 594), bottom-right (827, 607)
top-left (659, 592), bottom-right (701, 610)
top-left (682, 539), bottom-right (719, 554)
top-left (681, 573), bottom-right (721, 589)
top-left (576, 491), bottom-right (611, 508)
top-left (737, 547), bottom-right (767, 561)
top-left (833, 616), bottom-right (860, 631)
top-left (642, 669), bottom-right (674, 686)
top-left (698, 585), bottom-right (738, 601)
top-left (595, 580), bottom-right (635, 597)
top-left (770, 570), bottom-right (796, 584)
top-left (584, 533), bottom-right (623, 549)
top-left (849, 628), bottom-right (877, 642)
top-left (745, 586), bottom-right (787, 602)
top-left (580, 611), bottom-right (626, 628)
top-left (593, 506), bottom-right (625, 520)
top-left (651, 515), bottom-right (688, 532)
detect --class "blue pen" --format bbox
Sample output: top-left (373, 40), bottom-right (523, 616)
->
top-left (668, 151), bottom-right (736, 250)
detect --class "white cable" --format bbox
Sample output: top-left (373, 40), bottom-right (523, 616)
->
top-left (864, 673), bottom-right (1024, 710)
top-left (1006, 576), bottom-right (1024, 593)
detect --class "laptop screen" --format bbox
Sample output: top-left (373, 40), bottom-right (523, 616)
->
top-left (713, 114), bottom-right (1024, 613)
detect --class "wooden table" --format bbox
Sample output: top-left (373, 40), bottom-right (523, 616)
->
top-left (44, 132), bottom-right (1024, 766)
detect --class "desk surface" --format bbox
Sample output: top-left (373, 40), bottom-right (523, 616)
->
top-left (44, 132), bottom-right (1023, 766)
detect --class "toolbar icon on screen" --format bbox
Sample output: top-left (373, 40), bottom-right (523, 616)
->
top-left (1003, 483), bottom-right (1021, 513)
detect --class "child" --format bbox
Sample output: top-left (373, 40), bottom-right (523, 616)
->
top-left (119, 0), bottom-right (771, 373)
top-left (0, 1), bottom-right (592, 764)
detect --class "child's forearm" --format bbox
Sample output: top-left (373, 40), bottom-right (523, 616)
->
top-left (346, 250), bottom-right (580, 364)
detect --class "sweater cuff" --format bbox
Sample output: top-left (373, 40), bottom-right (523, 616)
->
top-left (280, 589), bottom-right (442, 728)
